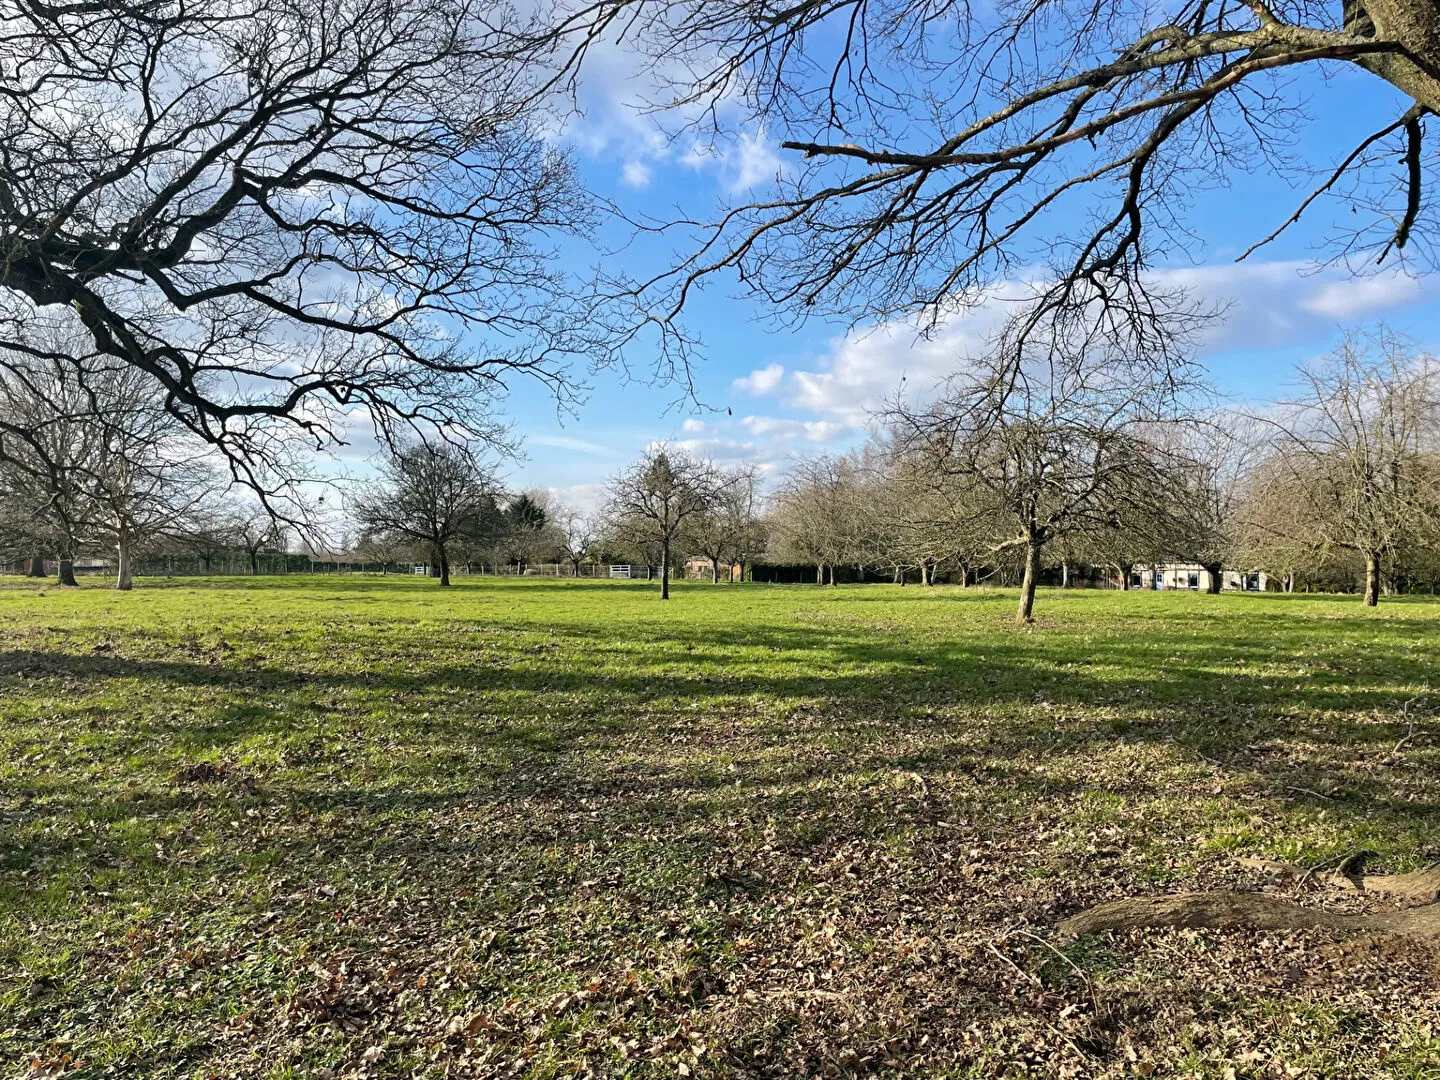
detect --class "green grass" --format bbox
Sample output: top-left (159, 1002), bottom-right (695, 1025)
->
top-left (2, 576), bottom-right (1438, 1078)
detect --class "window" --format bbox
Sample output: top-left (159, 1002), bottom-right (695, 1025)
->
top-left (1188, 571), bottom-right (1199, 590)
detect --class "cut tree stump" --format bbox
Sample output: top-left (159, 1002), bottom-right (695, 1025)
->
top-left (1059, 862), bottom-right (1440, 939)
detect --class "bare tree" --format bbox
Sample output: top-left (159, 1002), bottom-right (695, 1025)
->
top-left (354, 530), bottom-right (406, 575)
top-left (85, 365), bottom-right (217, 590)
top-left (1236, 459), bottom-right (1322, 592)
top-left (172, 508), bottom-right (241, 575)
top-left (1252, 329), bottom-right (1440, 606)
top-left (1160, 417), bottom-right (1266, 592)
top-left (770, 454), bottom-right (861, 585)
top-left (1, 324), bottom-right (220, 591)
top-left (500, 491), bottom-right (564, 571)
top-left (602, 446), bottom-right (721, 599)
top-left (862, 435), bottom-right (997, 586)
top-left (0, 354), bottom-right (101, 586)
top-left (892, 344), bottom-right (1194, 623)
top-left (352, 444), bottom-right (502, 586)
top-left (0, 0), bottom-right (648, 499)
top-left (1087, 507), bottom-right (1174, 590)
top-left (228, 504), bottom-right (288, 576)
top-left (687, 464), bottom-right (762, 582)
top-left (555, 504), bottom-right (599, 576)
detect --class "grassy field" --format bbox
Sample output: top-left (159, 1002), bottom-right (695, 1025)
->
top-left (2, 577), bottom-right (1439, 1079)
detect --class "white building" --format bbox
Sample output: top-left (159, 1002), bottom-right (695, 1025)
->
top-left (1130, 564), bottom-right (1266, 592)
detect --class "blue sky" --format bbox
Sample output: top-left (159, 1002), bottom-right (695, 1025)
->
top-left (489, 54), bottom-right (1440, 509)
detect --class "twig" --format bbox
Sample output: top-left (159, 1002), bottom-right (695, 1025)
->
top-left (1171, 739), bottom-right (1334, 801)
top-left (1393, 694), bottom-right (1431, 754)
top-left (1007, 928), bottom-right (1103, 1017)
top-left (1298, 848), bottom-right (1373, 891)
top-left (985, 936), bottom-right (1042, 988)
top-left (1279, 784), bottom-right (1335, 802)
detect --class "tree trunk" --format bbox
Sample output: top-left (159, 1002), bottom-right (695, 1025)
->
top-left (1060, 560), bottom-right (1069, 588)
top-left (1364, 550), bottom-right (1381, 606)
top-left (438, 545), bottom-right (451, 586)
top-left (115, 527), bottom-right (134, 591)
top-left (1061, 860), bottom-right (1440, 939)
top-left (1202, 561), bottom-right (1223, 594)
top-left (894, 565), bottom-right (903, 585)
top-left (661, 539), bottom-right (670, 600)
top-left (1118, 562), bottom-right (1132, 590)
top-left (1062, 891), bottom-right (1440, 939)
top-left (58, 558), bottom-right (78, 587)
top-left (1017, 537), bottom-right (1041, 624)
top-left (1349, 0), bottom-right (1440, 115)
top-left (26, 555), bottom-right (46, 578)
top-left (829, 563), bottom-right (838, 586)
top-left (711, 560), bottom-right (719, 584)
top-left (958, 564), bottom-right (969, 588)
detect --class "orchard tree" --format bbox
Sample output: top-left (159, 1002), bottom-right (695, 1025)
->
top-left (555, 505), bottom-right (599, 576)
top-left (174, 509), bottom-right (241, 575)
top-left (1158, 418), bottom-right (1266, 592)
top-left (770, 454), bottom-right (861, 585)
top-left (354, 530), bottom-right (407, 575)
top-left (602, 447), bottom-right (721, 600)
top-left (864, 435), bottom-right (996, 586)
top-left (1253, 330), bottom-right (1440, 606)
top-left (0, 353), bottom-right (100, 586)
top-left (687, 464), bottom-right (762, 582)
top-left (228, 504), bottom-right (288, 576)
top-left (502, 491), bottom-right (562, 571)
top-left (82, 364), bottom-right (217, 590)
top-left (353, 444), bottom-right (502, 586)
top-left (1236, 458), bottom-right (1323, 592)
top-left (892, 341), bottom-right (1194, 623)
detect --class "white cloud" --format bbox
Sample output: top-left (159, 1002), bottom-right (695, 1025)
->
top-left (1154, 262), bottom-right (1435, 349)
top-left (739, 262), bottom-right (1439, 427)
top-left (681, 417), bottom-right (707, 433)
top-left (540, 35), bottom-right (785, 198)
top-left (731, 362), bottom-right (785, 395)
top-left (668, 436), bottom-right (757, 457)
top-left (1299, 272), bottom-right (1425, 319)
top-left (545, 482), bottom-right (607, 513)
top-left (683, 128), bottom-right (786, 194)
top-left (529, 433), bottom-right (613, 455)
top-left (620, 160), bottom-right (653, 190)
top-left (778, 304), bottom-right (1009, 426)
top-left (739, 415), bottom-right (846, 442)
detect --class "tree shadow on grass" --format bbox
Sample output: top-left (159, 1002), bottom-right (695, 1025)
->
top-left (2, 602), bottom-right (1436, 838)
